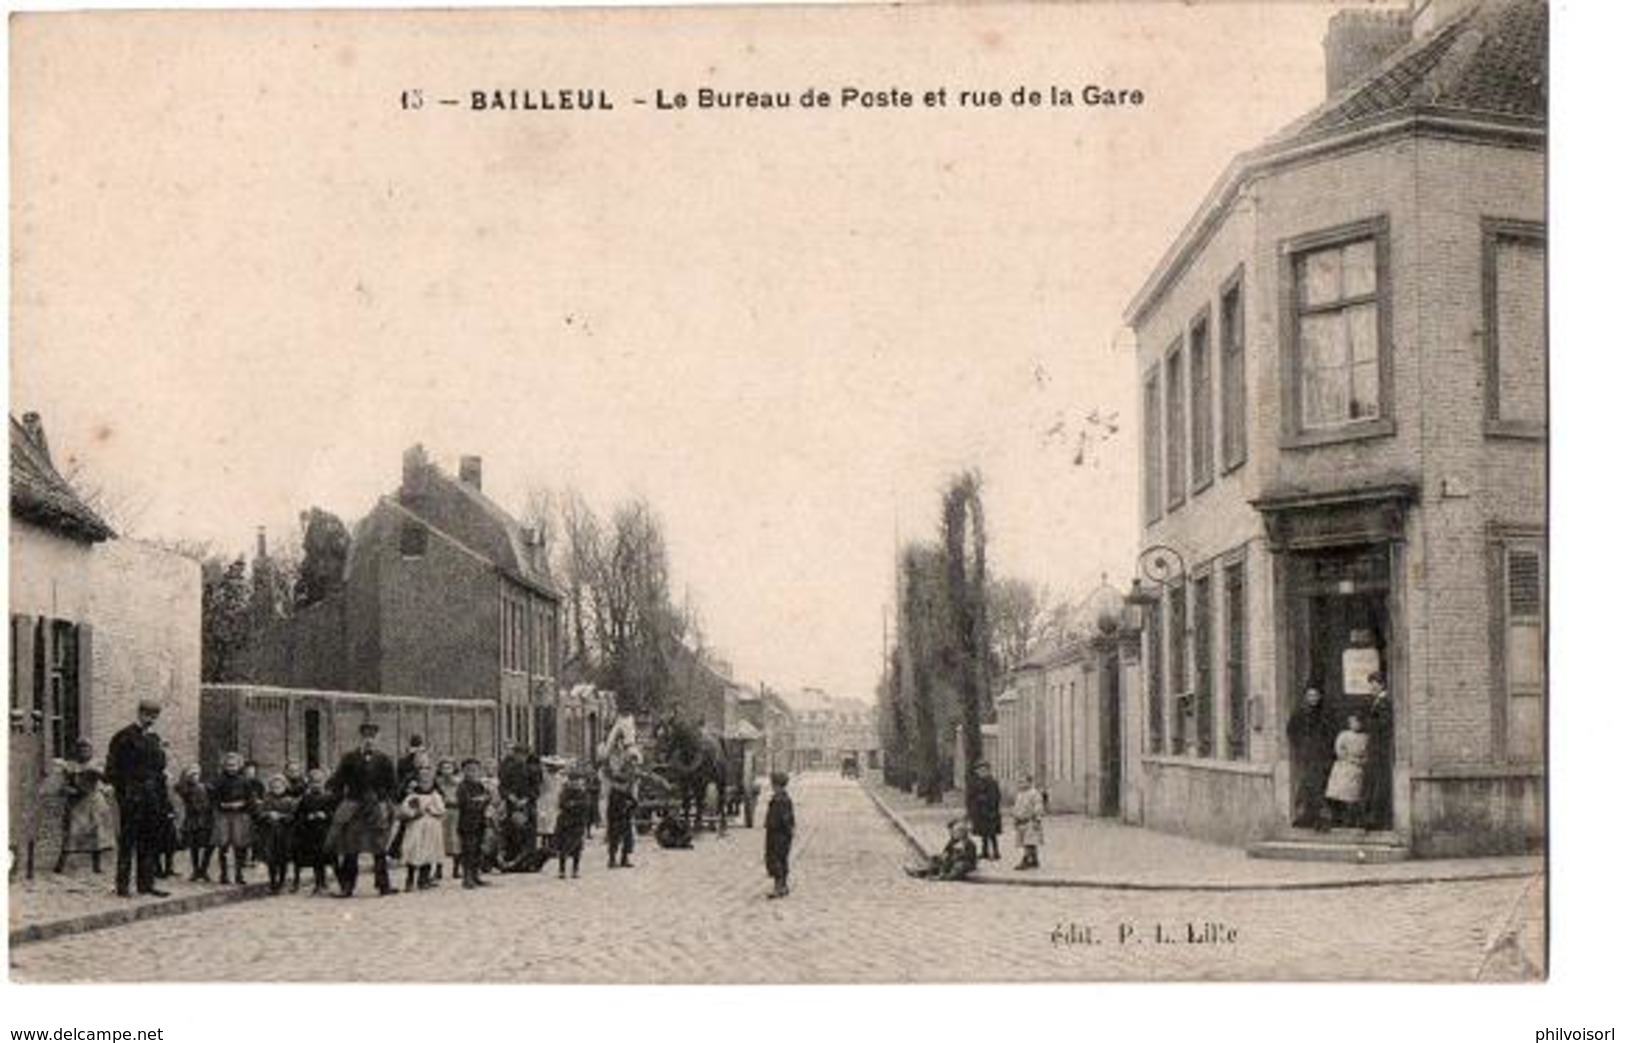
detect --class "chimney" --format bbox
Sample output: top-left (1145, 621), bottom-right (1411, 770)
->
top-left (1323, 8), bottom-right (1412, 97)
top-left (19, 412), bottom-right (51, 463)
top-left (458, 455), bottom-right (483, 490)
top-left (255, 525), bottom-right (268, 561)
top-left (402, 444), bottom-right (430, 499)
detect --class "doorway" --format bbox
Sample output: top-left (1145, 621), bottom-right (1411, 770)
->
top-left (303, 707), bottom-right (323, 770)
top-left (1288, 544), bottom-right (1393, 830)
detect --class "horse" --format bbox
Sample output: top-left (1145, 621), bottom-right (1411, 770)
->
top-left (652, 715), bottom-right (730, 835)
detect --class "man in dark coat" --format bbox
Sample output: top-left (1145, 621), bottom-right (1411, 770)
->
top-left (763, 771), bottom-right (794, 899)
top-left (1287, 687), bottom-right (1337, 829)
top-left (1362, 673), bottom-right (1394, 830)
top-left (105, 699), bottom-right (169, 898)
top-left (326, 722), bottom-right (398, 897)
top-left (965, 761), bottom-right (1003, 861)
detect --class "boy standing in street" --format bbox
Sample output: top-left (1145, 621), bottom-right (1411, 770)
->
top-left (764, 771), bottom-right (794, 899)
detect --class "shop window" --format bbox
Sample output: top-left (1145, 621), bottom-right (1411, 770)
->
top-left (1484, 220), bottom-right (1546, 436)
top-left (1282, 218), bottom-right (1392, 444)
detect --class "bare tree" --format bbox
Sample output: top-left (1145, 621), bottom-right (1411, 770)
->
top-left (988, 576), bottom-right (1047, 677)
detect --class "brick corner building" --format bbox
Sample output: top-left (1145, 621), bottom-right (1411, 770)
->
top-left (1122, 0), bottom-right (1545, 857)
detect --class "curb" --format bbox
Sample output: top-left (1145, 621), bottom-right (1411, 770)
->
top-left (10, 881), bottom-right (277, 948)
top-left (860, 783), bottom-right (1541, 894)
top-left (861, 783), bottom-right (929, 862)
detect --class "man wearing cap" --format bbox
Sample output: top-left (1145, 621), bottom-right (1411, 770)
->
top-left (105, 700), bottom-right (170, 897)
top-left (327, 722), bottom-right (398, 897)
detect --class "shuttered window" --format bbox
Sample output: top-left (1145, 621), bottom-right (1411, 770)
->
top-left (1146, 602), bottom-right (1164, 755)
top-left (1193, 575), bottom-right (1214, 758)
top-left (1504, 544), bottom-right (1545, 763)
top-left (1224, 561), bottom-right (1248, 761)
top-left (1220, 276), bottom-right (1247, 470)
top-left (1190, 313), bottom-right (1214, 492)
top-left (1165, 344), bottom-right (1187, 510)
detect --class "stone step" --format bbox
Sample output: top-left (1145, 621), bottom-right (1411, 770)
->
top-left (1247, 838), bottom-right (1410, 864)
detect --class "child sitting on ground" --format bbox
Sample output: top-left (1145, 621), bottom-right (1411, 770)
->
top-left (905, 819), bottom-right (979, 881)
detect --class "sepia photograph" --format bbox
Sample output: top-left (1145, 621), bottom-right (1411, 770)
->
top-left (5, 0), bottom-right (1565, 997)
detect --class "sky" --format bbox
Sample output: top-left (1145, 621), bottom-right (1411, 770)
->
top-left (10, 3), bottom-right (1352, 701)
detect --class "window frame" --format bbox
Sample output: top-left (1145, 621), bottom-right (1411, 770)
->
top-left (1278, 216), bottom-right (1396, 448)
top-left (1165, 338), bottom-right (1187, 512)
top-left (1191, 568), bottom-right (1215, 759)
top-left (1167, 582), bottom-right (1189, 755)
top-left (1219, 266), bottom-right (1248, 473)
top-left (1142, 366), bottom-right (1163, 527)
top-left (1482, 217), bottom-right (1547, 440)
top-left (1221, 550), bottom-right (1249, 761)
top-left (1489, 526), bottom-right (1546, 764)
top-left (1189, 304), bottom-right (1215, 495)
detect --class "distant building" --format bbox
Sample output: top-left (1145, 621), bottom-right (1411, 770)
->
top-left (245, 445), bottom-right (563, 756)
top-left (780, 687), bottom-right (879, 772)
top-left (1124, 0), bottom-right (1546, 856)
top-left (9, 413), bottom-right (201, 865)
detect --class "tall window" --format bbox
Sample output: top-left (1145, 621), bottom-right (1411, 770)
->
top-left (1223, 560), bottom-right (1248, 760)
top-left (47, 621), bottom-right (83, 760)
top-left (1192, 575), bottom-right (1214, 758)
top-left (1484, 220), bottom-right (1546, 435)
top-left (1146, 602), bottom-right (1164, 755)
top-left (1502, 542), bottom-right (1545, 763)
top-left (1220, 274), bottom-right (1247, 469)
top-left (1143, 369), bottom-right (1162, 524)
top-left (1190, 311), bottom-right (1214, 492)
top-left (1168, 586), bottom-right (1188, 754)
top-left (1165, 343), bottom-right (1186, 510)
top-left (1285, 219), bottom-right (1390, 439)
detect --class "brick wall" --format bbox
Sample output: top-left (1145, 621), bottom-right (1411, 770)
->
top-left (85, 539), bottom-right (203, 770)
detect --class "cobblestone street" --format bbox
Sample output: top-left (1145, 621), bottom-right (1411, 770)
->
top-left (9, 775), bottom-right (1542, 983)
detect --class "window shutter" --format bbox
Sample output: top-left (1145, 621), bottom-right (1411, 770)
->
top-left (1507, 550), bottom-right (1541, 619)
top-left (76, 623), bottom-right (94, 747)
top-left (12, 616), bottom-right (37, 725)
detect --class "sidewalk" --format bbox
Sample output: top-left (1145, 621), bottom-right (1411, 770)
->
top-left (9, 869), bottom-right (274, 947)
top-left (864, 783), bottom-right (1543, 892)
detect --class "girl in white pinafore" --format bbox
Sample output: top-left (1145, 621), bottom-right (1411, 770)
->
top-left (1323, 715), bottom-right (1369, 828)
top-left (398, 766), bottom-right (446, 891)
top-left (1011, 774), bottom-right (1045, 870)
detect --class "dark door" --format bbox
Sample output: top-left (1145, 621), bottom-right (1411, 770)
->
top-left (1100, 651), bottom-right (1122, 818)
top-left (1289, 544), bottom-right (1392, 828)
top-left (303, 707), bottom-right (323, 770)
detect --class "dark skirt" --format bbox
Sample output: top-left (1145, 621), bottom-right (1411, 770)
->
top-left (765, 835), bottom-right (792, 878)
top-left (325, 799), bottom-right (394, 857)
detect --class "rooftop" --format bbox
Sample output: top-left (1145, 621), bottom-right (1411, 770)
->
top-left (10, 414), bottom-right (114, 543)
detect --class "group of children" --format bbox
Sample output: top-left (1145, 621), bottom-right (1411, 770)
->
top-left (163, 752), bottom-right (600, 896)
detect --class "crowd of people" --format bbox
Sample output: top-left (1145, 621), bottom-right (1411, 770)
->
top-left (30, 702), bottom-right (806, 902)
